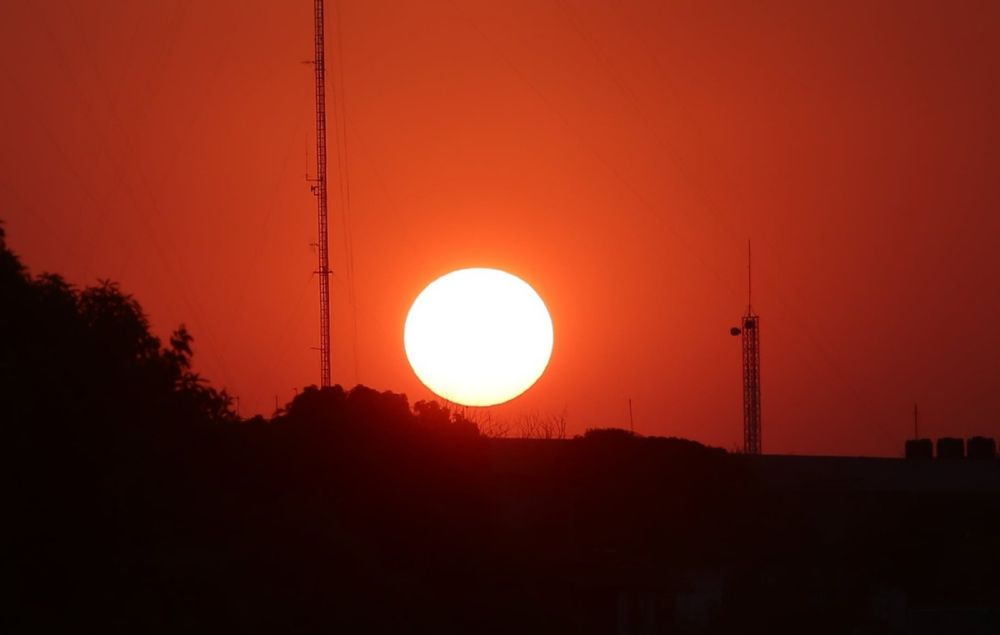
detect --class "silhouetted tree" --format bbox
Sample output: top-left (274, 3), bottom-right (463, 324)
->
top-left (0, 224), bottom-right (234, 432)
top-left (413, 398), bottom-right (452, 426)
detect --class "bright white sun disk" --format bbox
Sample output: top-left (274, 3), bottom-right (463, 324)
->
top-left (404, 268), bottom-right (554, 407)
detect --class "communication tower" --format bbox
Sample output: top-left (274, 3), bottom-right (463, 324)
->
top-left (730, 243), bottom-right (762, 454)
top-left (310, 0), bottom-right (332, 387)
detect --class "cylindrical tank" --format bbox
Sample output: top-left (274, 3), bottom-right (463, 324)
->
top-left (936, 437), bottom-right (965, 459)
top-left (966, 436), bottom-right (997, 460)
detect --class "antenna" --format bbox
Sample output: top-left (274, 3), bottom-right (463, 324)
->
top-left (730, 240), bottom-right (762, 455)
top-left (311, 0), bottom-right (332, 388)
top-left (628, 397), bottom-right (634, 434)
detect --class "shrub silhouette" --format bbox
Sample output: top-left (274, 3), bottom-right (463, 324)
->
top-left (581, 426), bottom-right (637, 442)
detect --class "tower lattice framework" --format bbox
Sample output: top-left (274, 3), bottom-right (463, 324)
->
top-left (311, 0), bottom-right (331, 387)
top-left (741, 311), bottom-right (761, 455)
top-left (732, 243), bottom-right (762, 455)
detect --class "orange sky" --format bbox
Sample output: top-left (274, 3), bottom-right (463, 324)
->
top-left (2, 1), bottom-right (999, 455)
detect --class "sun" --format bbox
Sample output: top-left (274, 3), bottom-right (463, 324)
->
top-left (404, 268), bottom-right (554, 407)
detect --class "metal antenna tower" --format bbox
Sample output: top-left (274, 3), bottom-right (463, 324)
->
top-left (730, 242), bottom-right (762, 454)
top-left (310, 0), bottom-right (332, 387)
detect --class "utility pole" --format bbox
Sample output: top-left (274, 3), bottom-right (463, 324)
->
top-left (628, 397), bottom-right (634, 434)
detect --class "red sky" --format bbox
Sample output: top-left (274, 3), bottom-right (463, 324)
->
top-left (2, 1), bottom-right (999, 456)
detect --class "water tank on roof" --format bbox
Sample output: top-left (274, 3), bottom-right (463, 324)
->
top-left (936, 437), bottom-right (965, 459)
top-left (967, 436), bottom-right (997, 460)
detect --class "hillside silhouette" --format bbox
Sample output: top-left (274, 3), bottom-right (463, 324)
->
top-left (6, 225), bottom-right (1000, 633)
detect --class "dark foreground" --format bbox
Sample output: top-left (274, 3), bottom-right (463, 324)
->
top-left (12, 417), bottom-right (1000, 634)
top-left (4, 227), bottom-right (998, 633)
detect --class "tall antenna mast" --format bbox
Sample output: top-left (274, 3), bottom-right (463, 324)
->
top-left (730, 241), bottom-right (762, 455)
top-left (311, 0), bottom-right (332, 387)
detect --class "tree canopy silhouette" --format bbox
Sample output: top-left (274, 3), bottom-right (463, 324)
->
top-left (0, 222), bottom-right (234, 434)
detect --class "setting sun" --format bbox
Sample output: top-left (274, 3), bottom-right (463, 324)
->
top-left (404, 268), bottom-right (554, 407)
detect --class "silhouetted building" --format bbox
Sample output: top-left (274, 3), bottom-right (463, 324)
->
top-left (936, 437), bottom-right (965, 459)
top-left (967, 436), bottom-right (997, 460)
top-left (905, 438), bottom-right (933, 459)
